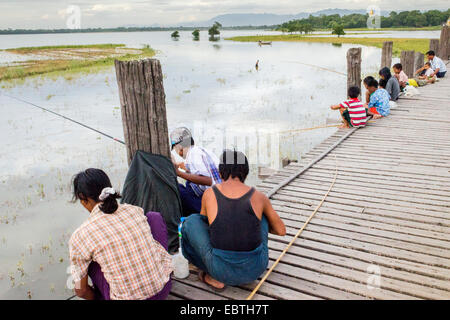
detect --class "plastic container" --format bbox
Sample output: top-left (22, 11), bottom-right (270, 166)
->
top-left (171, 217), bottom-right (189, 279)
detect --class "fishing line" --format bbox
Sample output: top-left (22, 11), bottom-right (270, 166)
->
top-left (281, 60), bottom-right (346, 76)
top-left (2, 94), bottom-right (125, 145)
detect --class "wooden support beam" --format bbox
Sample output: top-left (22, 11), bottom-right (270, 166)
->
top-left (115, 58), bottom-right (171, 165)
top-left (381, 41), bottom-right (393, 69)
top-left (400, 50), bottom-right (415, 78)
top-left (414, 51), bottom-right (425, 73)
top-left (438, 25), bottom-right (449, 60)
top-left (429, 39), bottom-right (440, 55)
top-left (346, 48), bottom-right (362, 96)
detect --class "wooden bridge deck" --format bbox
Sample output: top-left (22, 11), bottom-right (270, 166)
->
top-left (169, 76), bottom-right (450, 300)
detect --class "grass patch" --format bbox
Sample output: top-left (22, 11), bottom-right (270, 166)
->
top-left (226, 35), bottom-right (430, 57)
top-left (343, 26), bottom-right (442, 31)
top-left (5, 43), bottom-right (126, 54)
top-left (0, 44), bottom-right (155, 82)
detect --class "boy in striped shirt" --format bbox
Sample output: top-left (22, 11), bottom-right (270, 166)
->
top-left (330, 86), bottom-right (367, 129)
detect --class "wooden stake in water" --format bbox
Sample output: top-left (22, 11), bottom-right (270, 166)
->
top-left (115, 58), bottom-right (171, 165)
top-left (381, 41), bottom-right (393, 69)
top-left (346, 48), bottom-right (362, 98)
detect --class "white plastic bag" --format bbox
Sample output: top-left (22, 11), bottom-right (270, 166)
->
top-left (171, 248), bottom-right (189, 279)
top-left (389, 100), bottom-right (398, 109)
top-left (404, 85), bottom-right (419, 97)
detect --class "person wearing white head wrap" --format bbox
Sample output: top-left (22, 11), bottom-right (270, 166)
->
top-left (170, 127), bottom-right (222, 216)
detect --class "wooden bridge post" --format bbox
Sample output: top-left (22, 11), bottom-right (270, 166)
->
top-left (429, 39), bottom-right (440, 55)
top-left (414, 52), bottom-right (425, 73)
top-left (400, 50), bottom-right (415, 78)
top-left (115, 58), bottom-right (171, 166)
top-left (381, 41), bottom-right (393, 69)
top-left (346, 48), bottom-right (362, 97)
top-left (439, 25), bottom-right (449, 60)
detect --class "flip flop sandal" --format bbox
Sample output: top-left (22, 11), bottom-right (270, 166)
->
top-left (198, 271), bottom-right (227, 293)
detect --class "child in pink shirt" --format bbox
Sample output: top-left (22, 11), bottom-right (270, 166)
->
top-left (393, 63), bottom-right (408, 89)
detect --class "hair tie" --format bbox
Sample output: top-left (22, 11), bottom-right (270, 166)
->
top-left (99, 187), bottom-right (115, 201)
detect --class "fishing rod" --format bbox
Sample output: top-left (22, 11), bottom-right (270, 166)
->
top-left (2, 94), bottom-right (125, 145)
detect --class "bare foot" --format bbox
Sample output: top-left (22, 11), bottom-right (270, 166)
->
top-left (338, 124), bottom-right (350, 129)
top-left (372, 114), bottom-right (382, 120)
top-left (204, 273), bottom-right (225, 290)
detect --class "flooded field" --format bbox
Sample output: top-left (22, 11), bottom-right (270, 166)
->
top-left (0, 29), bottom-right (433, 299)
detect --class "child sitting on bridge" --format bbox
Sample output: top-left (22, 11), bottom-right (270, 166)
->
top-left (363, 76), bottom-right (390, 120)
top-left (415, 62), bottom-right (436, 86)
top-left (393, 63), bottom-right (409, 90)
top-left (330, 86), bottom-right (367, 129)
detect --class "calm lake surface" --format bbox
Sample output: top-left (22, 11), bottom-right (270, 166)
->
top-left (0, 29), bottom-right (436, 299)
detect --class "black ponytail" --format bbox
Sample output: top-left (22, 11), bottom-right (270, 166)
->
top-left (72, 168), bottom-right (121, 214)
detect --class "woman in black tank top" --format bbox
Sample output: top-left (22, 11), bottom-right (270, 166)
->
top-left (180, 150), bottom-right (286, 291)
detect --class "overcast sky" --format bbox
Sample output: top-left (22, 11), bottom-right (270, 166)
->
top-left (0, 0), bottom-right (448, 29)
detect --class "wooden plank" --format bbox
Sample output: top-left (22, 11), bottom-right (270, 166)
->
top-left (272, 225), bottom-right (450, 268)
top-left (273, 191), bottom-right (450, 222)
top-left (268, 241), bottom-right (450, 292)
top-left (271, 198), bottom-right (450, 235)
top-left (264, 258), bottom-right (417, 300)
top-left (273, 204), bottom-right (450, 242)
top-left (278, 184), bottom-right (450, 212)
top-left (271, 196), bottom-right (450, 228)
top-left (278, 216), bottom-right (450, 259)
top-left (175, 274), bottom-right (273, 300)
top-left (276, 210), bottom-right (450, 251)
top-left (239, 280), bottom-right (322, 300)
top-left (170, 281), bottom-right (227, 300)
top-left (266, 251), bottom-right (449, 300)
top-left (269, 235), bottom-right (450, 281)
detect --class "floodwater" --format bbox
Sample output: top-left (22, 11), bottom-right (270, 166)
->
top-left (0, 29), bottom-right (430, 299)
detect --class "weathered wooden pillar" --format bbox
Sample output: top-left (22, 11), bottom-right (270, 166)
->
top-left (381, 41), bottom-right (393, 69)
top-left (438, 25), bottom-right (449, 60)
top-left (346, 48), bottom-right (362, 96)
top-left (429, 39), bottom-right (440, 55)
top-left (414, 52), bottom-right (425, 73)
top-left (115, 58), bottom-right (171, 165)
top-left (400, 50), bottom-right (415, 78)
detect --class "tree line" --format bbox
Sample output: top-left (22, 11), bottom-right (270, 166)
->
top-left (0, 24), bottom-right (267, 35)
top-left (277, 9), bottom-right (450, 33)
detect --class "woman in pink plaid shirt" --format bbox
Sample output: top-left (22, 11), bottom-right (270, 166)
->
top-left (69, 169), bottom-right (173, 300)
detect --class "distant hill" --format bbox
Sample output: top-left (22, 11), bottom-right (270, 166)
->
top-left (171, 9), bottom-right (390, 27)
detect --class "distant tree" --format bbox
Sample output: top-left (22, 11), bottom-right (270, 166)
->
top-left (208, 22), bottom-right (221, 39)
top-left (171, 31), bottom-right (180, 39)
top-left (331, 23), bottom-right (345, 37)
top-left (192, 29), bottom-right (200, 40)
top-left (303, 23), bottom-right (313, 34)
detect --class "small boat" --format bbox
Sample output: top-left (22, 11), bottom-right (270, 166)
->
top-left (258, 40), bottom-right (272, 46)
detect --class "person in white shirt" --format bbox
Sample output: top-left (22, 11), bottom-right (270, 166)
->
top-left (426, 50), bottom-right (447, 78)
top-left (170, 127), bottom-right (222, 216)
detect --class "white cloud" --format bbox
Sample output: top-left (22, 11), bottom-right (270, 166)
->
top-left (87, 4), bottom-right (133, 13)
